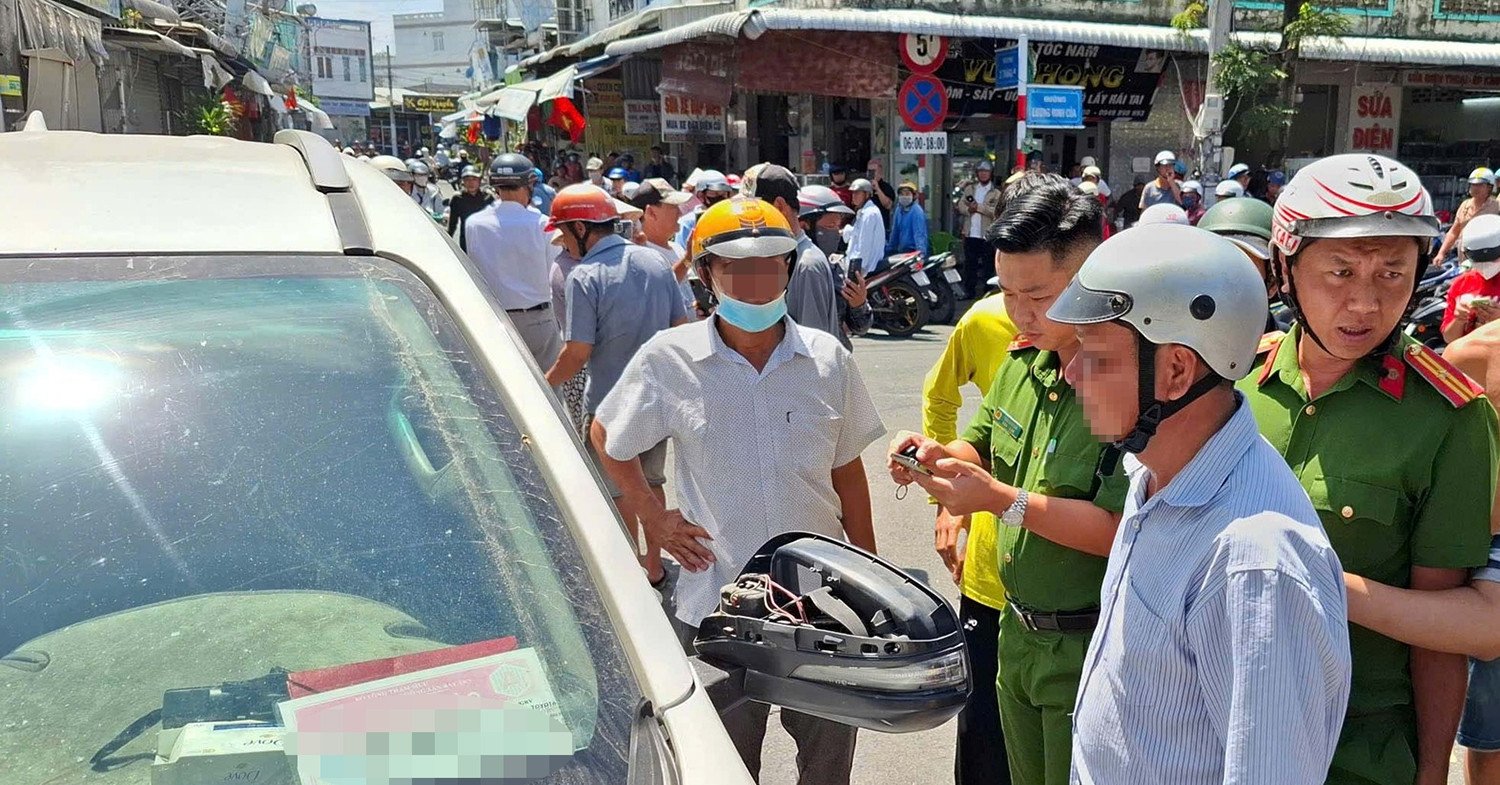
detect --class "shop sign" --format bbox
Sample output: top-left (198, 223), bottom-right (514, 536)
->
top-left (899, 131), bottom-right (948, 155)
top-left (661, 94), bottom-right (725, 142)
top-left (1401, 71), bottom-right (1500, 90)
top-left (586, 78), bottom-right (655, 153)
top-left (661, 44), bottom-right (733, 106)
top-left (319, 97), bottom-right (371, 117)
top-left (1028, 85), bottom-right (1086, 129)
top-left (936, 38), bottom-right (1166, 122)
top-left (0, 74), bottom-right (21, 97)
top-left (402, 94), bottom-right (458, 114)
top-left (624, 100), bottom-right (659, 135)
top-left (736, 30), bottom-right (897, 100)
top-left (1345, 84), bottom-right (1401, 155)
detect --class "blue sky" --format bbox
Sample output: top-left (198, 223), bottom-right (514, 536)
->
top-left (311, 0), bottom-right (441, 51)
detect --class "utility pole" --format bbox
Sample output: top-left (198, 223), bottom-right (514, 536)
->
top-left (1014, 34), bottom-right (1028, 172)
top-left (1195, 0), bottom-right (1233, 183)
top-left (385, 44), bottom-right (397, 155)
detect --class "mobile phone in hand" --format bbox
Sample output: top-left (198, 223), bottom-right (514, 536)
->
top-left (890, 444), bottom-right (934, 476)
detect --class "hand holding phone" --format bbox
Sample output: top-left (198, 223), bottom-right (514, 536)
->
top-left (890, 444), bottom-right (934, 477)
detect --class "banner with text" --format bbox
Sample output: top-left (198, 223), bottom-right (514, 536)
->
top-left (1345, 84), bottom-right (1401, 155)
top-left (935, 38), bottom-right (1166, 122)
top-left (624, 99), bottom-right (660, 135)
top-left (661, 94), bottom-right (726, 143)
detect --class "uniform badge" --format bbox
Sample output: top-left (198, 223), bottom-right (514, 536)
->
top-left (995, 408), bottom-right (1024, 440)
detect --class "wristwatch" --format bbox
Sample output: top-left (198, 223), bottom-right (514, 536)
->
top-left (1000, 489), bottom-right (1029, 528)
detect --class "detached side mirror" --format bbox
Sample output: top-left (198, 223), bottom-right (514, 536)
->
top-left (691, 533), bottom-right (969, 733)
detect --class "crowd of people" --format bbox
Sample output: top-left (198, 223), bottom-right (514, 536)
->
top-left (364, 141), bottom-right (1500, 785)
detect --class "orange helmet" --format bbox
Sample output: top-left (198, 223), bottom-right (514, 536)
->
top-left (546, 184), bottom-right (619, 231)
top-left (690, 196), bottom-right (799, 263)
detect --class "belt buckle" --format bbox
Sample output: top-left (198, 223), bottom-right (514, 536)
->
top-left (1012, 604), bottom-right (1042, 633)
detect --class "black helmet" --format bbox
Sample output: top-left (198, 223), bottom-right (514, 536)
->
top-left (489, 153), bottom-right (534, 187)
top-left (693, 533), bottom-right (970, 733)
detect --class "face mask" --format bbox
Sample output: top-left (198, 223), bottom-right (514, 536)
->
top-left (415, 175), bottom-right (429, 187)
top-left (815, 227), bottom-right (844, 256)
top-left (898, 194), bottom-right (914, 207)
top-left (716, 290), bottom-right (787, 333)
top-left (1476, 260), bottom-right (1500, 279)
top-left (1183, 195), bottom-right (1200, 209)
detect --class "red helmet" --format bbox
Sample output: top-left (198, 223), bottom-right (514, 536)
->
top-left (546, 184), bottom-right (619, 231)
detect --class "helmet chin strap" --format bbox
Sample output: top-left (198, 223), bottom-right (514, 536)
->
top-left (1091, 336), bottom-right (1223, 495)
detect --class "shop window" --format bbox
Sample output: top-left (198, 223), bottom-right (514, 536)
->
top-left (432, 32), bottom-right (444, 52)
top-left (1234, 0), bottom-right (1394, 14)
top-left (1434, 0), bottom-right (1500, 18)
top-left (358, 57), bottom-right (367, 83)
top-left (343, 56), bottom-right (351, 82)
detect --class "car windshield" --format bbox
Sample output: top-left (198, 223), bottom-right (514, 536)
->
top-left (0, 256), bottom-right (636, 784)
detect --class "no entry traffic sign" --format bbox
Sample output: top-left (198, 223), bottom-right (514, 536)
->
top-left (899, 33), bottom-right (948, 74)
top-left (898, 74), bottom-right (948, 133)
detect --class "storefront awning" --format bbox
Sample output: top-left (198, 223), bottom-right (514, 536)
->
top-left (18, 0), bottom-right (107, 65)
top-left (241, 69), bottom-right (277, 97)
top-left (518, 1), bottom-right (731, 69)
top-left (101, 27), bottom-right (197, 58)
top-left (474, 55), bottom-right (620, 120)
top-left (602, 7), bottom-right (1500, 69)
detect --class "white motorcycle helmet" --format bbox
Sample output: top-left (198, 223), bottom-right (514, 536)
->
top-left (1463, 213), bottom-right (1500, 267)
top-left (1139, 203), bottom-right (1190, 226)
top-left (1269, 153), bottom-right (1441, 355)
top-left (369, 154), bottom-right (414, 184)
top-left (1049, 223), bottom-right (1267, 456)
top-left (1215, 179), bottom-right (1245, 199)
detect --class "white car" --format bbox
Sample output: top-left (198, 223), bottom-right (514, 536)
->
top-left (0, 118), bottom-right (966, 784)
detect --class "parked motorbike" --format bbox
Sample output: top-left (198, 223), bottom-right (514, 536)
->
top-left (867, 252), bottom-right (930, 337)
top-left (909, 252), bottom-right (963, 326)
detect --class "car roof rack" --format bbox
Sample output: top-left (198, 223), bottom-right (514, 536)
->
top-left (274, 129), bottom-right (373, 256)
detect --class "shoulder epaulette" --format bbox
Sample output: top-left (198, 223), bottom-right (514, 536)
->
top-left (1257, 330), bottom-right (1286, 356)
top-left (1403, 343), bottom-right (1484, 407)
top-left (1007, 335), bottom-right (1035, 352)
top-left (1255, 332), bottom-right (1286, 385)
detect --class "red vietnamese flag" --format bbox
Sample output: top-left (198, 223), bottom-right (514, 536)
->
top-left (546, 96), bottom-right (586, 143)
top-left (285, 87), bottom-right (298, 111)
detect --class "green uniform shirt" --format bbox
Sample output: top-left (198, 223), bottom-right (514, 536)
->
top-left (960, 346), bottom-right (1129, 613)
top-left (1239, 327), bottom-right (1497, 717)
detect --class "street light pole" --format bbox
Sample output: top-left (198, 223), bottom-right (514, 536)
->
top-left (1196, 0), bottom-right (1232, 181)
top-left (1014, 34), bottom-right (1028, 172)
top-left (386, 44), bottom-right (397, 156)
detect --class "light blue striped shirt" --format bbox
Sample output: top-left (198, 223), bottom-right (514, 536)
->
top-left (1071, 394), bottom-right (1351, 785)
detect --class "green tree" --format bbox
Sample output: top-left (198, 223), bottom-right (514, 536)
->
top-left (1173, 0), bottom-right (1348, 163)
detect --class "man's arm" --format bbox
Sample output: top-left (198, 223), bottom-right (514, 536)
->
top-left (1346, 574), bottom-right (1500, 660)
top-left (590, 418), bottom-right (715, 572)
top-left (1410, 565), bottom-right (1472, 785)
top-left (921, 327), bottom-right (973, 445)
top-left (1435, 219), bottom-right (1463, 263)
top-left (832, 458), bottom-right (876, 554)
top-left (1188, 565), bottom-right (1350, 785)
top-left (545, 341), bottom-right (592, 387)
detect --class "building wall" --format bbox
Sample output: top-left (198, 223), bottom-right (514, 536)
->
top-left (1106, 58), bottom-right (1196, 190)
top-left (310, 18), bottom-right (374, 101)
top-left (392, 0), bottom-right (481, 90)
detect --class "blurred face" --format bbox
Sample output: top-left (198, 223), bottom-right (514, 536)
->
top-left (1155, 163), bottom-right (1174, 180)
top-left (995, 249), bottom-right (1079, 352)
top-left (462, 175), bottom-right (480, 194)
top-left (701, 188), bottom-right (730, 208)
top-left (1065, 321), bottom-right (1141, 442)
top-left (1235, 173), bottom-right (1250, 187)
top-left (651, 149), bottom-right (663, 163)
top-left (588, 169), bottom-right (602, 182)
top-left (977, 168), bottom-right (992, 184)
top-left (831, 170), bottom-right (847, 185)
top-left (609, 177), bottom-right (624, 193)
top-left (1286, 235), bottom-right (1419, 360)
top-left (815, 213), bottom-right (847, 232)
top-left (703, 255), bottom-right (790, 305)
top-left (1472, 182), bottom-right (1494, 202)
top-left (852, 190), bottom-right (869, 208)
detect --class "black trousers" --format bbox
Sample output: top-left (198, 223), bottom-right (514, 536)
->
top-left (957, 594), bottom-right (1011, 785)
top-left (962, 237), bottom-right (992, 299)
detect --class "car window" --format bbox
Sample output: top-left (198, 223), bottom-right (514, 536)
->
top-left (0, 256), bottom-right (636, 784)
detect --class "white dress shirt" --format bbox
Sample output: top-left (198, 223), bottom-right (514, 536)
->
top-left (847, 200), bottom-right (887, 274)
top-left (594, 316), bottom-right (886, 623)
top-left (1071, 395), bottom-right (1350, 785)
top-left (967, 182), bottom-right (993, 238)
top-left (463, 200), bottom-right (554, 311)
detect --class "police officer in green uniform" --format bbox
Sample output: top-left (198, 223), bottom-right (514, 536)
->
top-left (889, 174), bottom-right (1128, 785)
top-left (1239, 153), bottom-right (1499, 785)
